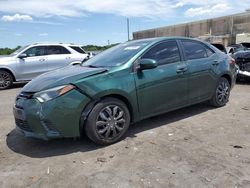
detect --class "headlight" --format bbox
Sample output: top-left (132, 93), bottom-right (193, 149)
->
top-left (34, 85), bottom-right (75, 103)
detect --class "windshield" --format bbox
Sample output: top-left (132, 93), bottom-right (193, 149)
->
top-left (70, 46), bottom-right (86, 54)
top-left (11, 45), bottom-right (28, 56)
top-left (83, 40), bottom-right (153, 67)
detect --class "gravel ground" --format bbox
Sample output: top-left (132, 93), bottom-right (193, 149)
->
top-left (0, 83), bottom-right (250, 188)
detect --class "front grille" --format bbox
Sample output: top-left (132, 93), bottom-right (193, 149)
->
top-left (15, 118), bottom-right (32, 132)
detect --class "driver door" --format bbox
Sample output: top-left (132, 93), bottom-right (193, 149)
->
top-left (17, 46), bottom-right (48, 80)
top-left (134, 40), bottom-right (188, 119)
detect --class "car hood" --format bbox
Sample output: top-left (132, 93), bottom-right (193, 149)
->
top-left (21, 65), bottom-right (108, 92)
top-left (0, 55), bottom-right (14, 63)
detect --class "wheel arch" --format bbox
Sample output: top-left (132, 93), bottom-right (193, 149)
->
top-left (0, 68), bottom-right (16, 81)
top-left (100, 94), bottom-right (134, 122)
top-left (221, 74), bottom-right (232, 86)
top-left (79, 93), bottom-right (135, 135)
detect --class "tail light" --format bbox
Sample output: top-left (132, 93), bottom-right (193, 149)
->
top-left (230, 58), bottom-right (236, 64)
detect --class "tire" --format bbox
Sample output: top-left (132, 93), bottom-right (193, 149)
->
top-left (84, 98), bottom-right (130, 145)
top-left (209, 77), bottom-right (231, 107)
top-left (0, 70), bottom-right (13, 90)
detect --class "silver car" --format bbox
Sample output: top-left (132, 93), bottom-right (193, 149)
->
top-left (0, 43), bottom-right (89, 89)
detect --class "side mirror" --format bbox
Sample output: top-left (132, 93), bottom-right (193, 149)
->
top-left (138, 58), bottom-right (158, 70)
top-left (70, 61), bottom-right (81, 66)
top-left (18, 53), bottom-right (28, 59)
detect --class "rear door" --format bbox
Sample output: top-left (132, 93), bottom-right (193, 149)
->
top-left (180, 40), bottom-right (218, 104)
top-left (17, 46), bottom-right (48, 80)
top-left (46, 45), bottom-right (72, 71)
top-left (134, 40), bottom-right (189, 119)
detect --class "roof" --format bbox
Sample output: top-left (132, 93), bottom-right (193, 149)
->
top-left (31, 42), bottom-right (82, 46)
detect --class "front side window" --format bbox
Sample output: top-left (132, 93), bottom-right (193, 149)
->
top-left (142, 41), bottom-right (181, 65)
top-left (47, 46), bottom-right (71, 55)
top-left (182, 40), bottom-right (211, 60)
top-left (24, 46), bottom-right (46, 57)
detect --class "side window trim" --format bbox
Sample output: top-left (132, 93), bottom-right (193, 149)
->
top-left (139, 39), bottom-right (182, 66)
top-left (176, 40), bottom-right (185, 62)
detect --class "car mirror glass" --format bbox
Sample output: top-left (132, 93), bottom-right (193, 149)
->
top-left (18, 53), bottom-right (28, 59)
top-left (139, 58), bottom-right (158, 70)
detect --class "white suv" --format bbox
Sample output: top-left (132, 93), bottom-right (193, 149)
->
top-left (0, 43), bottom-right (89, 89)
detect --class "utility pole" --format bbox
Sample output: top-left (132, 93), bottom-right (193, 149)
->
top-left (127, 18), bottom-right (130, 41)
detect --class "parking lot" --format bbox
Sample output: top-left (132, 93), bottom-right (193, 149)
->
top-left (0, 83), bottom-right (250, 188)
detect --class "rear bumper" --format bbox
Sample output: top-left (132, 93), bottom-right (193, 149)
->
top-left (13, 89), bottom-right (91, 140)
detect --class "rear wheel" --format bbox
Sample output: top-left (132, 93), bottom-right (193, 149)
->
top-left (85, 98), bottom-right (130, 145)
top-left (0, 70), bottom-right (13, 90)
top-left (210, 77), bottom-right (231, 107)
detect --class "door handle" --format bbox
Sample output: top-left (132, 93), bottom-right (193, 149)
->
top-left (176, 67), bottom-right (188, 73)
top-left (66, 57), bottom-right (71, 60)
top-left (212, 60), bottom-right (220, 66)
top-left (39, 58), bottom-right (46, 61)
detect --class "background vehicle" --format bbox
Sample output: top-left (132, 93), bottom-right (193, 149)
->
top-left (13, 37), bottom-right (237, 145)
top-left (233, 51), bottom-right (250, 80)
top-left (211, 43), bottom-right (227, 54)
top-left (226, 46), bottom-right (237, 55)
top-left (226, 43), bottom-right (250, 55)
top-left (241, 42), bottom-right (250, 49)
top-left (0, 43), bottom-right (89, 89)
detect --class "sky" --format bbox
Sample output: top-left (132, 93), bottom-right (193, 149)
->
top-left (0, 0), bottom-right (250, 48)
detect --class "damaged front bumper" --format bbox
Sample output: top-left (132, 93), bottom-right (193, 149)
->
top-left (13, 89), bottom-right (91, 140)
top-left (236, 62), bottom-right (250, 78)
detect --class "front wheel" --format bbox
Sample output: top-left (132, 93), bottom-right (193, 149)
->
top-left (84, 98), bottom-right (130, 145)
top-left (210, 77), bottom-right (231, 107)
top-left (0, 70), bottom-right (13, 90)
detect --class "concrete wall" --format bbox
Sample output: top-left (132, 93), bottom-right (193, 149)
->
top-left (133, 11), bottom-right (250, 45)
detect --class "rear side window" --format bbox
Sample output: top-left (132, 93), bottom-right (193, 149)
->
top-left (24, 46), bottom-right (46, 57)
top-left (206, 48), bottom-right (215, 57)
top-left (142, 41), bottom-right (181, 65)
top-left (47, 46), bottom-right (71, 55)
top-left (182, 40), bottom-right (214, 60)
top-left (69, 46), bottom-right (86, 54)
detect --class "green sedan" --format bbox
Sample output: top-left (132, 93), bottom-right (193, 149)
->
top-left (13, 37), bottom-right (238, 145)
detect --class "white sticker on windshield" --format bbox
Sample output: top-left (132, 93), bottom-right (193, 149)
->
top-left (124, 46), bottom-right (140, 50)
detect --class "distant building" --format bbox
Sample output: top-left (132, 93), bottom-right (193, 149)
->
top-left (133, 11), bottom-right (250, 46)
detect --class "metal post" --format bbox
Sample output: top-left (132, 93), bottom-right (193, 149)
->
top-left (127, 18), bottom-right (130, 41)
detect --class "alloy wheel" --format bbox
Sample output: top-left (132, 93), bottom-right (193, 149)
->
top-left (96, 105), bottom-right (126, 140)
top-left (216, 80), bottom-right (230, 105)
top-left (0, 72), bottom-right (11, 89)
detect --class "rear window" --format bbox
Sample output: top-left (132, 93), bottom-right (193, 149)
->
top-left (70, 46), bottom-right (86, 54)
